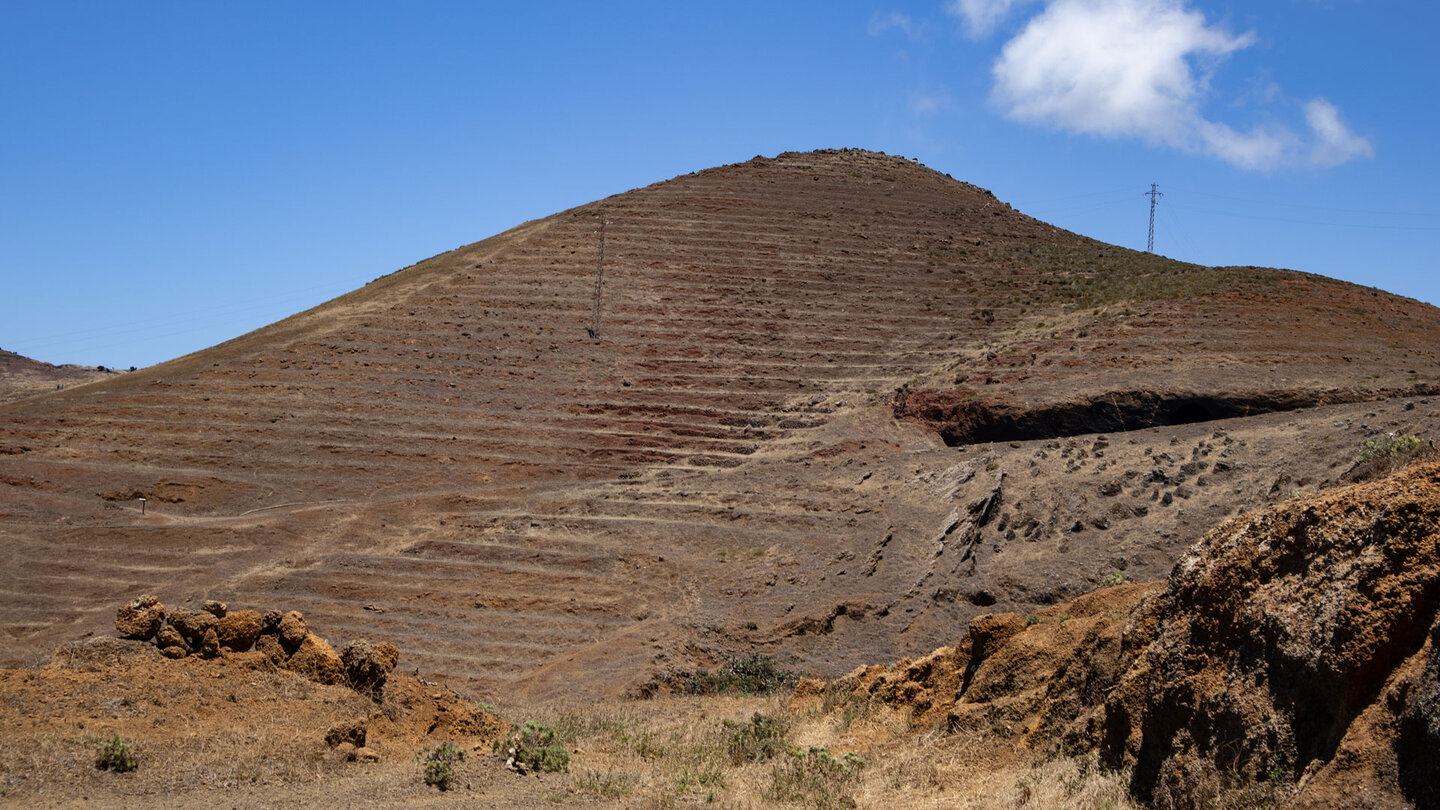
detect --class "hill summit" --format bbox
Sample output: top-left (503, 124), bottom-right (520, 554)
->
top-left (3, 148), bottom-right (1439, 701)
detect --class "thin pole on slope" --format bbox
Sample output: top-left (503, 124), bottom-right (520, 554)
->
top-left (588, 216), bottom-right (606, 340)
top-left (1146, 183), bottom-right (1163, 253)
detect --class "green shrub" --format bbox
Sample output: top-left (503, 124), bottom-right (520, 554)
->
top-left (94, 734), bottom-right (137, 773)
top-left (723, 712), bottom-right (790, 764)
top-left (768, 745), bottom-right (867, 809)
top-left (1346, 433), bottom-right (1433, 482)
top-left (682, 653), bottom-right (798, 696)
top-left (1100, 569), bottom-right (1130, 587)
top-left (417, 740), bottom-right (463, 790)
top-left (494, 720), bottom-right (570, 773)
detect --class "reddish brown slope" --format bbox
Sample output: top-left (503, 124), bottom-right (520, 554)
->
top-left (3, 149), bottom-right (1439, 697)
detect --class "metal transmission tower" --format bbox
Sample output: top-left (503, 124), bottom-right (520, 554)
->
top-left (1145, 183), bottom-right (1163, 253)
top-left (588, 216), bottom-right (606, 340)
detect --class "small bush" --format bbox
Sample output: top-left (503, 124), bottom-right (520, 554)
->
top-left (1100, 569), bottom-right (1130, 587)
top-left (494, 720), bottom-right (570, 773)
top-left (768, 745), bottom-right (867, 809)
top-left (417, 740), bottom-right (463, 790)
top-left (723, 712), bottom-right (790, 764)
top-left (1346, 433), bottom-right (1434, 482)
top-left (95, 734), bottom-right (137, 773)
top-left (682, 653), bottom-right (798, 696)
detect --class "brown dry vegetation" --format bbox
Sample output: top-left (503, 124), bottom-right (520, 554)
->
top-left (3, 148), bottom-right (1440, 806)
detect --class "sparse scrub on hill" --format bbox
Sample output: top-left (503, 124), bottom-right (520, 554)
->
top-left (767, 745), bottom-right (866, 809)
top-left (94, 734), bottom-right (137, 773)
top-left (1345, 432), bottom-right (1434, 482)
top-left (494, 719), bottom-right (569, 773)
top-left (417, 740), bottom-right (463, 790)
top-left (682, 653), bottom-right (799, 696)
top-left (722, 712), bottom-right (790, 764)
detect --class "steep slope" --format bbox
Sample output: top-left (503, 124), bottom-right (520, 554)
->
top-left (3, 148), bottom-right (1439, 698)
top-left (818, 460), bottom-right (1440, 809)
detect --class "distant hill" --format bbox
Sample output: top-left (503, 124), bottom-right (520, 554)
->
top-left (3, 148), bottom-right (1438, 703)
top-left (0, 348), bottom-right (123, 404)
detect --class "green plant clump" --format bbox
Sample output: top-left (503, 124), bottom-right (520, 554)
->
top-left (417, 740), bottom-right (464, 790)
top-left (1358, 433), bottom-right (1425, 462)
top-left (95, 734), bottom-right (137, 773)
top-left (768, 745), bottom-right (867, 810)
top-left (1100, 569), bottom-right (1130, 587)
top-left (494, 720), bottom-right (570, 773)
top-left (683, 653), bottom-right (799, 696)
top-left (723, 712), bottom-right (791, 764)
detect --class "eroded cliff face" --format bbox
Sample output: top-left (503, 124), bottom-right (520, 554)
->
top-left (814, 461), bottom-right (1440, 809)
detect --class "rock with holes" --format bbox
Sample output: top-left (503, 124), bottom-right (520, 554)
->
top-left (340, 639), bottom-right (400, 699)
top-left (254, 632), bottom-right (287, 665)
top-left (215, 609), bottom-right (262, 652)
top-left (115, 594), bottom-right (167, 641)
top-left (285, 632), bottom-right (344, 685)
top-left (155, 624), bottom-right (189, 657)
top-left (278, 610), bottom-right (308, 653)
top-left (325, 718), bottom-right (367, 748)
top-left (167, 607), bottom-right (218, 646)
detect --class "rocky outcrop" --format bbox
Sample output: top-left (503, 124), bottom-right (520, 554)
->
top-left (1102, 461), bottom-right (1440, 808)
top-left (340, 639), bottom-right (401, 699)
top-left (114, 594), bottom-right (166, 640)
top-left (109, 596), bottom-right (398, 698)
top-left (806, 462), bottom-right (1440, 809)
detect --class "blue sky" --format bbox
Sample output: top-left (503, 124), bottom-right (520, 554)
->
top-left (3, 1), bottom-right (1436, 368)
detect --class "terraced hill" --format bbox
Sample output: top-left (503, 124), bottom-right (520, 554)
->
top-left (4, 148), bottom-right (1439, 699)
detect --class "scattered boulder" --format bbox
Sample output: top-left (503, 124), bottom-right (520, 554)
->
top-left (201, 599), bottom-right (228, 618)
top-left (198, 627), bottom-right (221, 659)
top-left (340, 640), bottom-right (400, 699)
top-left (167, 607), bottom-right (218, 646)
top-left (325, 718), bottom-right (368, 748)
top-left (286, 633), bottom-right (344, 685)
top-left (216, 609), bottom-right (262, 652)
top-left (278, 610), bottom-right (309, 653)
top-left (254, 633), bottom-right (287, 666)
top-left (155, 624), bottom-right (188, 657)
top-left (115, 594), bottom-right (166, 641)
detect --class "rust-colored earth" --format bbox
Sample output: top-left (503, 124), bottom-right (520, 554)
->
top-left (4, 149), bottom-right (1439, 701)
top-left (3, 146), bottom-right (1440, 699)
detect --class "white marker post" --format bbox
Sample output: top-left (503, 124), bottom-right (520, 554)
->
top-left (138, 497), bottom-right (147, 515)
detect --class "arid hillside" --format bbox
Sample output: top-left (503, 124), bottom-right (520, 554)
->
top-left (0, 349), bottom-right (123, 404)
top-left (4, 148), bottom-right (1440, 702)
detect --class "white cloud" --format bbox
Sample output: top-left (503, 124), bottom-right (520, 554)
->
top-left (988, 0), bottom-right (1371, 170)
top-left (947, 0), bottom-right (1040, 37)
top-left (1304, 98), bottom-right (1373, 167)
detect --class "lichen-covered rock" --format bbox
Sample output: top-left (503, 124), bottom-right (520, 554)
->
top-left (115, 594), bottom-right (166, 641)
top-left (167, 607), bottom-right (218, 645)
top-left (278, 610), bottom-right (308, 653)
top-left (201, 599), bottom-right (228, 618)
top-left (285, 632), bottom-right (343, 684)
top-left (216, 609), bottom-right (262, 652)
top-left (340, 639), bottom-right (399, 699)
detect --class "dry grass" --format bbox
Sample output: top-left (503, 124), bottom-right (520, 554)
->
top-left (475, 691), bottom-right (1143, 809)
